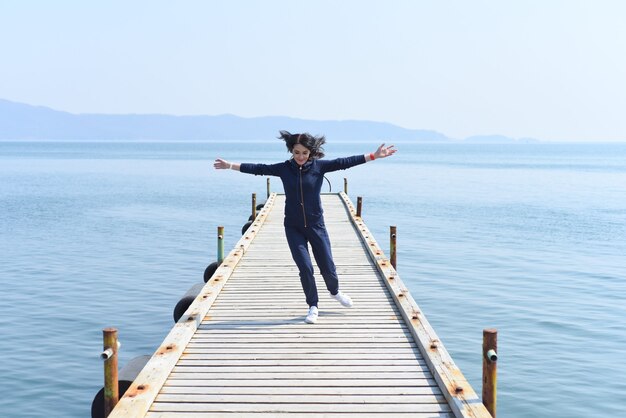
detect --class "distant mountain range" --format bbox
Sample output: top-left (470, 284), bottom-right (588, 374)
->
top-left (0, 99), bottom-right (538, 143)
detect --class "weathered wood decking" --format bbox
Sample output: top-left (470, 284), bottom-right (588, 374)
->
top-left (109, 193), bottom-right (491, 417)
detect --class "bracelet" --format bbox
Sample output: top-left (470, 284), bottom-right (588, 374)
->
top-left (228, 163), bottom-right (232, 169)
top-left (369, 153), bottom-right (376, 161)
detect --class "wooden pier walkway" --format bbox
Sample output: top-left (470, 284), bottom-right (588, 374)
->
top-left (109, 193), bottom-right (491, 418)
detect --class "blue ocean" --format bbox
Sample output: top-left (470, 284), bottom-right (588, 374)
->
top-left (1, 140), bottom-right (625, 417)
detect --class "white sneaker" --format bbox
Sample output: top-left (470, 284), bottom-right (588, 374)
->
top-left (304, 306), bottom-right (318, 324)
top-left (331, 291), bottom-right (353, 308)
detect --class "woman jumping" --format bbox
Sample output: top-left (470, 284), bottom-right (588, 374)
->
top-left (214, 131), bottom-right (396, 324)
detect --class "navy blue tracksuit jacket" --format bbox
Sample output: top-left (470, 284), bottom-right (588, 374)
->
top-left (240, 155), bottom-right (366, 307)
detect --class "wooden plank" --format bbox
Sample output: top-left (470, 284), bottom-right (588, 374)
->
top-left (192, 322), bottom-right (415, 329)
top-left (206, 306), bottom-right (390, 311)
top-left (177, 351), bottom-right (420, 358)
top-left (193, 331), bottom-right (410, 336)
top-left (208, 303), bottom-right (396, 308)
top-left (185, 344), bottom-right (419, 349)
top-left (196, 321), bottom-right (409, 327)
top-left (218, 287), bottom-right (386, 291)
top-left (159, 386), bottom-right (442, 395)
top-left (193, 329), bottom-right (410, 335)
top-left (201, 319), bottom-right (404, 323)
top-left (148, 402), bottom-right (451, 413)
top-left (210, 302), bottom-right (396, 306)
top-left (201, 319), bottom-right (407, 324)
top-left (219, 290), bottom-right (384, 294)
top-left (162, 378), bottom-right (438, 387)
top-left (202, 314), bottom-right (401, 318)
top-left (168, 359), bottom-right (425, 366)
top-left (196, 321), bottom-right (407, 328)
top-left (185, 337), bottom-right (413, 343)
top-left (201, 315), bottom-right (405, 321)
top-left (229, 268), bottom-right (378, 274)
top-left (169, 374), bottom-right (427, 383)
top-left (146, 413), bottom-right (455, 418)
top-left (171, 365), bottom-right (427, 372)
top-left (181, 342), bottom-right (422, 352)
top-left (209, 299), bottom-right (396, 304)
top-left (154, 393), bottom-right (447, 404)
top-left (213, 296), bottom-right (395, 301)
top-left (179, 355), bottom-right (421, 363)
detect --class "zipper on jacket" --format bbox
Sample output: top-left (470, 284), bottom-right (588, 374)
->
top-left (299, 166), bottom-right (307, 228)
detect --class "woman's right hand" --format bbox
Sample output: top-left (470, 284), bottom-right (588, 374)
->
top-left (374, 143), bottom-right (397, 159)
top-left (214, 158), bottom-right (231, 170)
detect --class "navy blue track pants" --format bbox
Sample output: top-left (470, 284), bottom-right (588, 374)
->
top-left (284, 223), bottom-right (339, 307)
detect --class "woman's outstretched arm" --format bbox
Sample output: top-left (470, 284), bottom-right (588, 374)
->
top-left (320, 143), bottom-right (397, 173)
top-left (365, 143), bottom-right (397, 161)
top-left (214, 158), bottom-right (241, 171)
top-left (214, 158), bottom-right (284, 176)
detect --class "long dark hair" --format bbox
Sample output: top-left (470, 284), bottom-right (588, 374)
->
top-left (278, 130), bottom-right (326, 159)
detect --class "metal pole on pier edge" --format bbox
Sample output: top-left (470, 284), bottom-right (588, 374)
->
top-left (356, 197), bottom-right (363, 218)
top-left (217, 226), bottom-right (225, 264)
top-left (102, 328), bottom-right (119, 417)
top-left (252, 193), bottom-right (257, 219)
top-left (482, 328), bottom-right (498, 417)
top-left (267, 178), bottom-right (270, 199)
top-left (344, 178), bottom-right (348, 195)
top-left (390, 226), bottom-right (397, 270)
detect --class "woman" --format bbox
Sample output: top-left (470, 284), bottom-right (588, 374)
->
top-left (214, 131), bottom-right (396, 324)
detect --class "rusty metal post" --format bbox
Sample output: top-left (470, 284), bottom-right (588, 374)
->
top-left (217, 226), bottom-right (224, 264)
top-left (102, 328), bottom-right (119, 416)
top-left (483, 328), bottom-right (498, 417)
top-left (252, 193), bottom-right (257, 219)
top-left (266, 178), bottom-right (270, 198)
top-left (390, 226), bottom-right (397, 269)
top-left (343, 178), bottom-right (348, 195)
top-left (356, 197), bottom-right (362, 218)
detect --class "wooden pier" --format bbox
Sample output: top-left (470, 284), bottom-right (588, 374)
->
top-left (108, 193), bottom-right (491, 417)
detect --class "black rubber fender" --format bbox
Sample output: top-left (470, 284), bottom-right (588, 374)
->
top-left (173, 283), bottom-right (205, 322)
top-left (203, 261), bottom-right (218, 283)
top-left (242, 220), bottom-right (253, 235)
top-left (91, 355), bottom-right (151, 418)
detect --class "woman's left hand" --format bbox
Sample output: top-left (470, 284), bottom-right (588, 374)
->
top-left (374, 143), bottom-right (397, 159)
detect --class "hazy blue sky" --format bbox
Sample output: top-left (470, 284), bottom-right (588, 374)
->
top-left (1, 1), bottom-right (625, 141)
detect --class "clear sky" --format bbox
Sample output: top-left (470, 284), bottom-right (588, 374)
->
top-left (1, 1), bottom-right (625, 141)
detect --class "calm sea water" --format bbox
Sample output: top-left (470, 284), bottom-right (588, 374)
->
top-left (1, 141), bottom-right (625, 417)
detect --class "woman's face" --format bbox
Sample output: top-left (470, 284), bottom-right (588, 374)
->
top-left (292, 144), bottom-right (311, 166)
